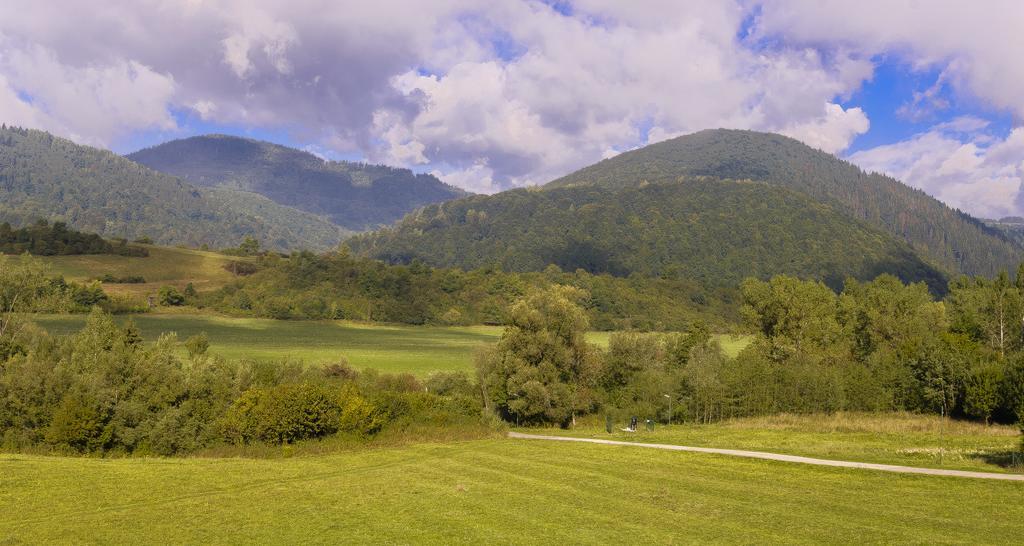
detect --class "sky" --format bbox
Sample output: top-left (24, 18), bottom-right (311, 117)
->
top-left (1, 0), bottom-right (1022, 219)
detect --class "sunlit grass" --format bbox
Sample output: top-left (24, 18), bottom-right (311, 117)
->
top-left (40, 245), bottom-right (251, 297)
top-left (529, 412), bottom-right (1023, 474)
top-left (2, 435), bottom-right (1023, 544)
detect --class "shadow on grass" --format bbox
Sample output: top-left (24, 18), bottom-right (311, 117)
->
top-left (973, 449), bottom-right (1024, 471)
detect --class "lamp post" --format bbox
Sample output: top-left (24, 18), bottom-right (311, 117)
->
top-left (663, 394), bottom-right (672, 426)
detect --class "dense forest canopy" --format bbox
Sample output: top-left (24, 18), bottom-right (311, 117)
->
top-left (128, 135), bottom-right (467, 231)
top-left (0, 126), bottom-right (346, 251)
top-left (548, 129), bottom-right (1021, 278)
top-left (0, 220), bottom-right (147, 257)
top-left (348, 177), bottom-right (948, 293)
top-left (198, 249), bottom-right (736, 331)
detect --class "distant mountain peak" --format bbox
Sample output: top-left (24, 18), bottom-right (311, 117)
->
top-left (0, 125), bottom-right (346, 251)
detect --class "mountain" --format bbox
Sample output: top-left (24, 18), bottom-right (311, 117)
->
top-left (983, 217), bottom-right (1024, 247)
top-left (128, 135), bottom-right (467, 231)
top-left (548, 129), bottom-right (1020, 277)
top-left (347, 177), bottom-right (948, 293)
top-left (0, 126), bottom-right (346, 251)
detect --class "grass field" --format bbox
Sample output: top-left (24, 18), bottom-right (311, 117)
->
top-left (532, 412), bottom-right (1024, 475)
top-left (33, 314), bottom-right (503, 376)
top-left (32, 313), bottom-right (748, 375)
top-left (41, 245), bottom-right (251, 297)
top-left (2, 435), bottom-right (1022, 544)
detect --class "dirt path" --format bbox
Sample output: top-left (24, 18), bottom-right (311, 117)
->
top-left (508, 431), bottom-right (1024, 482)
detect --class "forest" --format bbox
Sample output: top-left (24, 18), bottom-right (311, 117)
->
top-left (548, 129), bottom-right (1020, 278)
top-left (0, 220), bottom-right (148, 257)
top-left (348, 178), bottom-right (948, 293)
top-left (0, 125), bottom-right (345, 251)
top-left (196, 248), bottom-right (734, 331)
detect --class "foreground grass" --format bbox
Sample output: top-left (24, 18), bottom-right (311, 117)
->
top-left (33, 313), bottom-right (745, 375)
top-left (2, 437), bottom-right (1022, 544)
top-left (533, 412), bottom-right (1023, 474)
top-left (42, 245), bottom-right (249, 297)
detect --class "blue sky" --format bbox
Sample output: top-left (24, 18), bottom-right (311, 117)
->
top-left (1, 1), bottom-right (1022, 217)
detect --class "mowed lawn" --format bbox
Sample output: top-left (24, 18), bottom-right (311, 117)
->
top-left (2, 438), bottom-right (1022, 544)
top-left (32, 313), bottom-right (748, 375)
top-left (532, 412), bottom-right (1024, 475)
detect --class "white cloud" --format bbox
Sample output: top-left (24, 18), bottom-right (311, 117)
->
top-left (0, 37), bottom-right (176, 146)
top-left (779, 103), bottom-right (869, 153)
top-left (5, 0), bottom-right (1018, 198)
top-left (753, 0), bottom-right (1024, 119)
top-left (849, 123), bottom-right (1024, 219)
top-left (368, 1), bottom-right (873, 188)
top-left (432, 161), bottom-right (501, 194)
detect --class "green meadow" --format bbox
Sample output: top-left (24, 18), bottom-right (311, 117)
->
top-left (531, 412), bottom-right (1024, 475)
top-left (2, 436), bottom-right (1022, 544)
top-left (31, 313), bottom-right (748, 376)
top-left (33, 314), bottom-right (503, 376)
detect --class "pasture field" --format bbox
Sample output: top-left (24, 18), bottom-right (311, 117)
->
top-left (534, 412), bottom-right (1023, 475)
top-left (33, 314), bottom-right (503, 376)
top-left (32, 313), bottom-right (748, 375)
top-left (2, 436), bottom-right (1023, 544)
top-left (41, 245), bottom-right (251, 297)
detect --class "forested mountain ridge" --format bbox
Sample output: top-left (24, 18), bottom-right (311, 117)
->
top-left (347, 177), bottom-right (948, 293)
top-left (0, 126), bottom-right (346, 251)
top-left (128, 135), bottom-right (468, 231)
top-left (548, 129), bottom-right (1020, 277)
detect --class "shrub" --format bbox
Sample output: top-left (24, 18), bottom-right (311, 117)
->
top-left (45, 391), bottom-right (110, 453)
top-left (220, 383), bottom-right (344, 442)
top-left (184, 333), bottom-right (210, 358)
top-left (157, 285), bottom-right (185, 306)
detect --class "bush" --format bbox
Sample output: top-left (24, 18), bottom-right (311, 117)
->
top-left (220, 383), bottom-right (379, 444)
top-left (184, 333), bottom-right (210, 358)
top-left (157, 285), bottom-right (185, 306)
top-left (44, 391), bottom-right (111, 453)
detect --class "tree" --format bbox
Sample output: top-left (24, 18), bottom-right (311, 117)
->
top-left (963, 363), bottom-right (1003, 424)
top-left (476, 285), bottom-right (600, 426)
top-left (157, 286), bottom-right (185, 306)
top-left (840, 275), bottom-right (946, 361)
top-left (237, 236), bottom-right (261, 257)
top-left (740, 276), bottom-right (844, 360)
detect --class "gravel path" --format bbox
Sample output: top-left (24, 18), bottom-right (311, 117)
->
top-left (508, 431), bottom-right (1024, 482)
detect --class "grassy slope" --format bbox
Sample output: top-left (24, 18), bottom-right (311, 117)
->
top-left (532, 413), bottom-right (1023, 474)
top-left (40, 245), bottom-right (251, 298)
top-left (32, 313), bottom-right (748, 375)
top-left (3, 437), bottom-right (1023, 543)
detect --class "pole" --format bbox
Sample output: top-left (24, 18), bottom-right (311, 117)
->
top-left (663, 394), bottom-right (672, 426)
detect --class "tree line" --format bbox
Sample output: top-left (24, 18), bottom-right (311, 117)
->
top-left (477, 276), bottom-right (1024, 429)
top-left (0, 220), bottom-right (148, 257)
top-left (198, 249), bottom-right (733, 331)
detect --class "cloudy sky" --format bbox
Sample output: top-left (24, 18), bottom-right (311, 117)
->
top-left (1, 1), bottom-right (1022, 218)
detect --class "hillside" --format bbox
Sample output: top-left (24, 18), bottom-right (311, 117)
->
top-left (40, 244), bottom-right (255, 298)
top-left (128, 135), bottom-right (467, 231)
top-left (548, 129), bottom-right (1021, 277)
top-left (347, 178), bottom-right (948, 293)
top-left (0, 126), bottom-right (346, 251)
